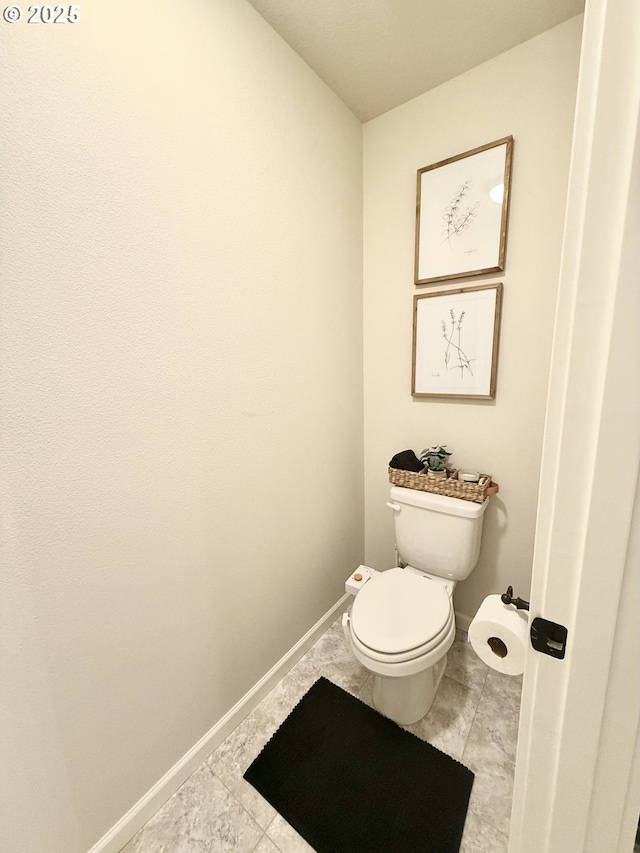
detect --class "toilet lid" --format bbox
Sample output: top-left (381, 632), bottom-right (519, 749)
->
top-left (351, 567), bottom-right (451, 655)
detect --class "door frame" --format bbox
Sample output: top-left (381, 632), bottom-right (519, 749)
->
top-left (508, 0), bottom-right (640, 850)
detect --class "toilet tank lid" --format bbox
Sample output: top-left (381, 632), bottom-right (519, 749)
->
top-left (390, 486), bottom-right (488, 518)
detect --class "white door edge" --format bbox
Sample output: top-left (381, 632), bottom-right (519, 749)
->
top-left (508, 0), bottom-right (640, 850)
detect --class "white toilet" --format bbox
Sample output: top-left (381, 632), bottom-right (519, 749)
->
top-left (344, 485), bottom-right (489, 725)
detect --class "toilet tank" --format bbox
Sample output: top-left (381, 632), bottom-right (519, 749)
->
top-left (389, 486), bottom-right (489, 581)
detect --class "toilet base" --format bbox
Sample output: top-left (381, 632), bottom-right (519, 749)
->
top-left (371, 654), bottom-right (448, 725)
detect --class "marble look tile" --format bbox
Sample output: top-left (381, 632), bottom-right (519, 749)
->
top-left (266, 814), bottom-right (315, 853)
top-left (403, 674), bottom-right (483, 760)
top-left (464, 688), bottom-right (517, 777)
top-left (482, 669), bottom-right (523, 713)
top-left (289, 618), bottom-right (369, 695)
top-left (467, 766), bottom-right (515, 839)
top-left (251, 673), bottom-right (309, 729)
top-left (124, 615), bottom-right (522, 853)
top-left (287, 654), bottom-right (325, 692)
top-left (470, 691), bottom-right (520, 765)
top-left (446, 638), bottom-right (489, 692)
top-left (207, 675), bottom-right (307, 829)
top-left (463, 713), bottom-right (516, 837)
top-left (356, 674), bottom-right (374, 708)
top-left (121, 764), bottom-right (262, 853)
top-left (253, 834), bottom-right (281, 853)
top-left (214, 768), bottom-right (275, 833)
top-left (460, 809), bottom-right (510, 853)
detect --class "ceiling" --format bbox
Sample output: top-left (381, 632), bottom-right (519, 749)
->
top-left (246, 0), bottom-right (584, 121)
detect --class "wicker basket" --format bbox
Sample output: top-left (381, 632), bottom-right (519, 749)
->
top-left (388, 467), bottom-right (499, 503)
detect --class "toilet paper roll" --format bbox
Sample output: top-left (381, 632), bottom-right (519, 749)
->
top-left (468, 594), bottom-right (528, 675)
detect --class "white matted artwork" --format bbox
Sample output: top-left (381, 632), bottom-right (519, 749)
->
top-left (412, 283), bottom-right (503, 399)
top-left (415, 137), bottom-right (513, 285)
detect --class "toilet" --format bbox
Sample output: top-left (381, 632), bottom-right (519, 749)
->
top-left (343, 485), bottom-right (489, 725)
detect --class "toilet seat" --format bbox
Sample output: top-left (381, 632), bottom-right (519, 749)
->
top-left (351, 567), bottom-right (452, 662)
top-left (350, 611), bottom-right (454, 664)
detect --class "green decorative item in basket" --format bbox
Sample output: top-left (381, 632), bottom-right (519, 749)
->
top-left (419, 445), bottom-right (452, 473)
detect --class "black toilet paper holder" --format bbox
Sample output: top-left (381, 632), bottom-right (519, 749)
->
top-left (501, 585), bottom-right (530, 611)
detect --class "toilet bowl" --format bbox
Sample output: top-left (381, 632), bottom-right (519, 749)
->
top-left (344, 566), bottom-right (456, 724)
top-left (344, 486), bottom-right (489, 725)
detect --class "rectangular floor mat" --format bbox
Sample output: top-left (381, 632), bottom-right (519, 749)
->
top-left (244, 677), bottom-right (474, 853)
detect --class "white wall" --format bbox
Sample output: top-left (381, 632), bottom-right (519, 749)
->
top-left (0, 2), bottom-right (362, 851)
top-left (363, 17), bottom-right (583, 624)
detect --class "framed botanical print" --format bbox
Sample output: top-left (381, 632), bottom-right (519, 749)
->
top-left (415, 137), bottom-right (513, 285)
top-left (412, 283), bottom-right (503, 399)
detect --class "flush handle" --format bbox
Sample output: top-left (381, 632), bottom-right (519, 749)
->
top-left (386, 501), bottom-right (401, 512)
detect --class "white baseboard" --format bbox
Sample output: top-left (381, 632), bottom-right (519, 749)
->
top-left (87, 594), bottom-right (351, 853)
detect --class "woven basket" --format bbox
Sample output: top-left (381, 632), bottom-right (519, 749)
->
top-left (388, 467), bottom-right (499, 503)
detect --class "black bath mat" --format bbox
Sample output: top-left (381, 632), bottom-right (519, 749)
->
top-left (244, 677), bottom-right (474, 853)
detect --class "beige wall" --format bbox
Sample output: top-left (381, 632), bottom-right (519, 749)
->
top-left (363, 17), bottom-right (583, 624)
top-left (0, 2), bottom-right (362, 851)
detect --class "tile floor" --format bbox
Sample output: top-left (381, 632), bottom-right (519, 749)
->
top-left (122, 615), bottom-right (522, 853)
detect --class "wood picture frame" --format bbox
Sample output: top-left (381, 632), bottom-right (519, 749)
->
top-left (412, 282), bottom-right (503, 399)
top-left (415, 137), bottom-right (513, 286)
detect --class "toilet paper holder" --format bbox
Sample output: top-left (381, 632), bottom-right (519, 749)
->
top-left (501, 585), bottom-right (530, 611)
top-left (500, 587), bottom-right (569, 660)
